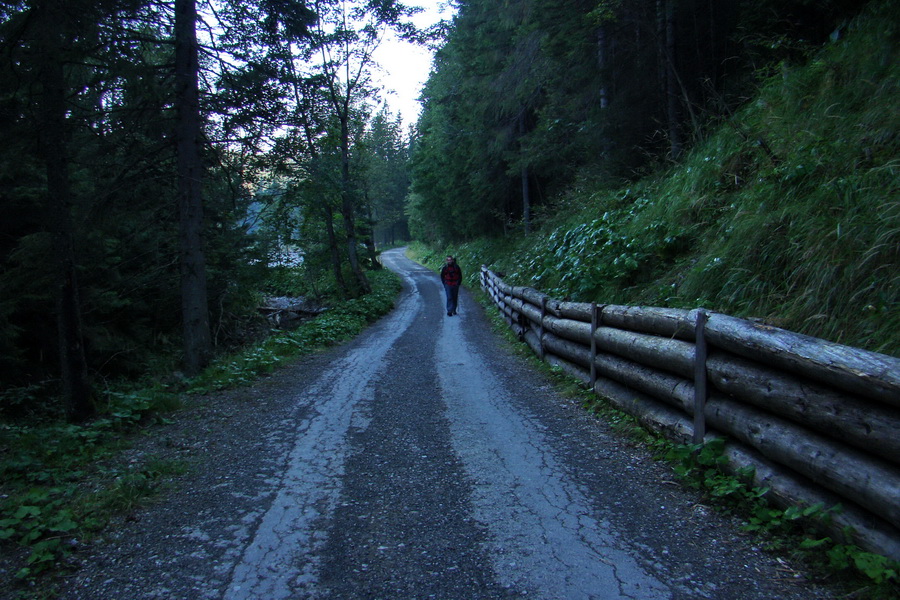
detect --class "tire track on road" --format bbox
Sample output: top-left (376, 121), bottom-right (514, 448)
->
top-left (225, 252), bottom-right (423, 599)
top-left (436, 304), bottom-right (670, 600)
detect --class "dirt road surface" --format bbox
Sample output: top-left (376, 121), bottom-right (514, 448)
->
top-left (55, 248), bottom-right (831, 599)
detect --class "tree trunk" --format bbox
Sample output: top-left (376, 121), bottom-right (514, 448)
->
top-left (175, 0), bottom-right (212, 375)
top-left (35, 0), bottom-right (93, 421)
top-left (339, 113), bottom-right (370, 295)
top-left (596, 26), bottom-right (609, 111)
top-left (595, 24), bottom-right (612, 159)
top-left (658, 0), bottom-right (681, 160)
top-left (362, 192), bottom-right (380, 269)
top-left (518, 113), bottom-right (531, 235)
top-left (322, 202), bottom-right (347, 296)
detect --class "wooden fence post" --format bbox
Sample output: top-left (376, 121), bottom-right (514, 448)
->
top-left (590, 302), bottom-right (598, 387)
top-left (693, 310), bottom-right (709, 444)
top-left (539, 296), bottom-right (547, 360)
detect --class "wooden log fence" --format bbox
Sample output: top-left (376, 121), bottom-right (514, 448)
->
top-left (481, 266), bottom-right (900, 561)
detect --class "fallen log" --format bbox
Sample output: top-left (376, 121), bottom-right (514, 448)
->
top-left (705, 313), bottom-right (900, 408)
top-left (600, 306), bottom-right (695, 340)
top-left (590, 377), bottom-right (900, 560)
top-left (590, 351), bottom-right (900, 531)
top-left (259, 298), bottom-right (326, 327)
top-left (593, 327), bottom-right (695, 378)
top-left (707, 351), bottom-right (900, 465)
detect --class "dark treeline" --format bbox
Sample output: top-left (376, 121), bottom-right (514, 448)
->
top-left (0, 0), bottom-right (873, 419)
top-left (408, 0), bottom-right (867, 243)
top-left (0, 0), bottom-right (415, 419)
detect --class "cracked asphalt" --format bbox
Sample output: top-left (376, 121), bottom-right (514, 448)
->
top-left (50, 248), bottom-right (834, 599)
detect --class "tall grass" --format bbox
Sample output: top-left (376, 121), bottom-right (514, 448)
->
top-left (454, 0), bottom-right (900, 356)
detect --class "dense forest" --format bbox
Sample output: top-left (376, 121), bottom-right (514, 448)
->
top-left (409, 0), bottom-right (868, 239)
top-left (409, 0), bottom-right (898, 358)
top-left (1, 0), bottom-right (898, 590)
top-left (1, 0), bottom-right (415, 420)
top-left (0, 0), bottom-right (896, 414)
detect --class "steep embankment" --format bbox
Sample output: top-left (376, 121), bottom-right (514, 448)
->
top-left (436, 0), bottom-right (899, 357)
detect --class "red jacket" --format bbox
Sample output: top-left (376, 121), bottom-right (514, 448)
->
top-left (440, 263), bottom-right (462, 286)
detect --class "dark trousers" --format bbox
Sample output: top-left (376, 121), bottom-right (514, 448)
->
top-left (443, 283), bottom-right (460, 314)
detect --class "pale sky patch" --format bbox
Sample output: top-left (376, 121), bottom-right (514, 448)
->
top-left (371, 1), bottom-right (455, 128)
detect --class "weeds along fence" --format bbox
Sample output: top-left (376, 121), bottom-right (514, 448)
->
top-left (480, 266), bottom-right (900, 561)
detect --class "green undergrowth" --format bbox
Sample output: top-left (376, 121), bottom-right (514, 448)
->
top-left (588, 392), bottom-right (900, 596)
top-left (661, 437), bottom-right (899, 598)
top-left (0, 403), bottom-right (187, 587)
top-left (0, 267), bottom-right (401, 591)
top-left (557, 370), bottom-right (898, 596)
top-left (188, 269), bottom-right (400, 393)
top-left (432, 0), bottom-right (900, 357)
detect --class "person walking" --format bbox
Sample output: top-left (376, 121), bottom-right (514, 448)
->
top-left (440, 255), bottom-right (462, 316)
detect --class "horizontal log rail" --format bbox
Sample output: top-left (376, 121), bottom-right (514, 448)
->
top-left (480, 266), bottom-right (900, 561)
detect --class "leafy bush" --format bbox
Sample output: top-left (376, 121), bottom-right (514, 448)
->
top-left (188, 268), bottom-right (400, 393)
top-left (663, 437), bottom-right (899, 597)
top-left (0, 387), bottom-right (178, 578)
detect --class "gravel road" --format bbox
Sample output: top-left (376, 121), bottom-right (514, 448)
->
top-left (50, 248), bottom-right (833, 599)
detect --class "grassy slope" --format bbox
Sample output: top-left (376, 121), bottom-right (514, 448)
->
top-left (439, 0), bottom-right (899, 357)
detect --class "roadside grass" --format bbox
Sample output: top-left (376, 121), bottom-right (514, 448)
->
top-left (0, 267), bottom-right (401, 592)
top-left (188, 269), bottom-right (401, 393)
